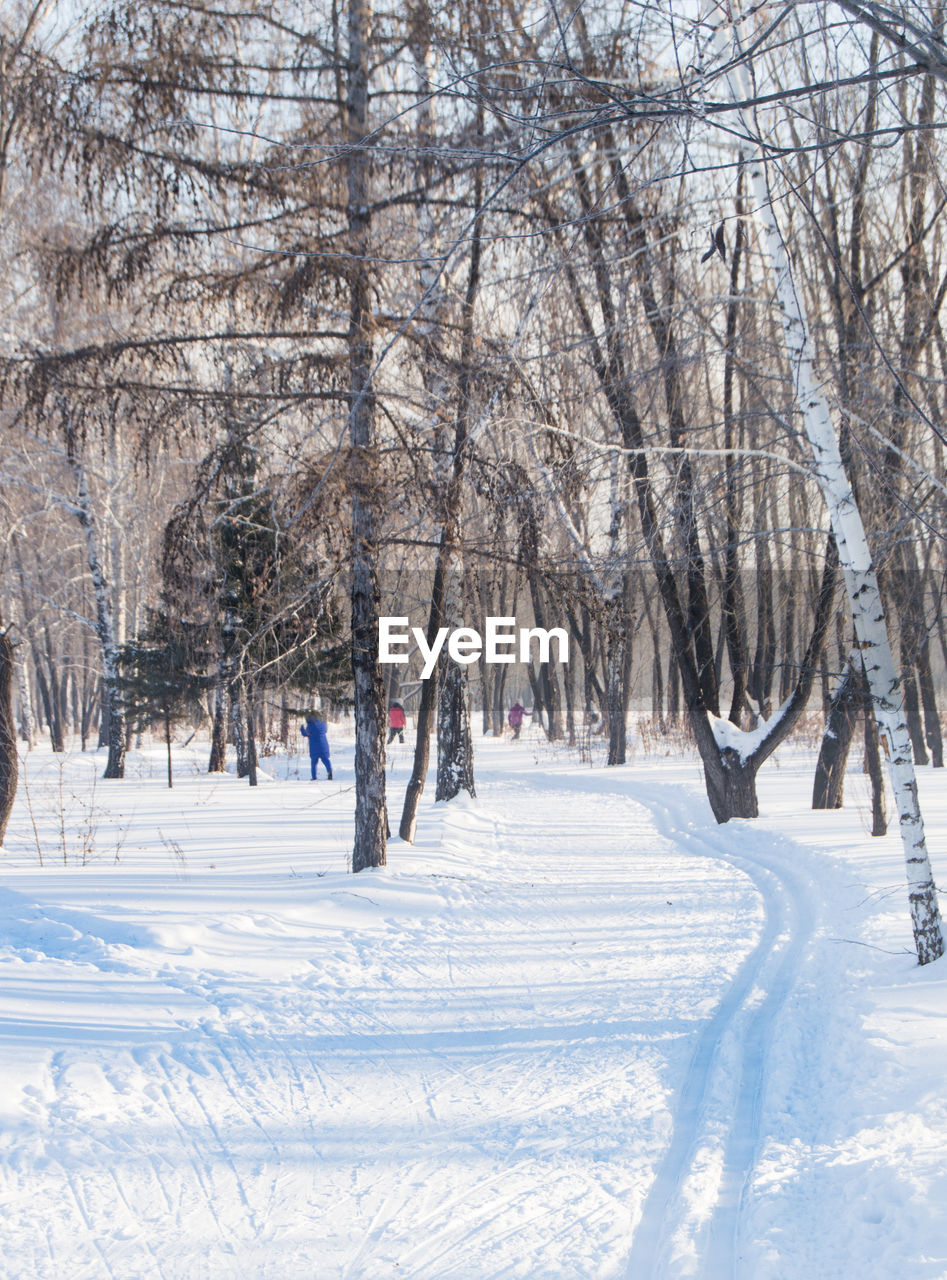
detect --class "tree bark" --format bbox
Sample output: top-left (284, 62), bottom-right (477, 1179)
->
top-left (347, 0), bottom-right (387, 871)
top-left (399, 96), bottom-right (484, 841)
top-left (916, 632), bottom-right (944, 768)
top-left (0, 622), bottom-right (17, 845)
top-left (208, 671), bottom-right (228, 772)
top-left (245, 678), bottom-right (259, 788)
top-left (230, 679), bottom-right (249, 778)
top-left (605, 586), bottom-right (631, 765)
top-left (813, 658), bottom-right (861, 809)
top-left (164, 702), bottom-right (173, 789)
top-left (435, 656), bottom-right (475, 802)
top-left (862, 674), bottom-right (887, 837)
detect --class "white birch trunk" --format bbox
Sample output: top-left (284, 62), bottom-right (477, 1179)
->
top-left (708, 3), bottom-right (943, 963)
top-left (6, 603), bottom-right (37, 747)
top-left (17, 656), bottom-right (36, 747)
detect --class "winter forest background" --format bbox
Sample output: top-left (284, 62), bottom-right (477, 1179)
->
top-left (3, 0), bottom-right (946, 949)
top-left (2, 2), bottom-right (947, 1275)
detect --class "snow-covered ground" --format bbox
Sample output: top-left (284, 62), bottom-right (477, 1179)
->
top-left (1, 730), bottom-right (945, 1279)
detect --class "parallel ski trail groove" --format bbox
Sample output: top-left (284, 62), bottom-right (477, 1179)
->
top-left (621, 782), bottom-right (816, 1280)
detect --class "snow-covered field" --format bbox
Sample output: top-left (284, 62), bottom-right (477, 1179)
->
top-left (1, 731), bottom-right (946, 1279)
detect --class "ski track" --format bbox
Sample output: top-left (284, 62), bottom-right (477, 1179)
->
top-left (620, 780), bottom-right (816, 1280)
top-left (0, 755), bottom-right (834, 1279)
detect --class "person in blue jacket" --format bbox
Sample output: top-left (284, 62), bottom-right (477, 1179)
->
top-left (300, 713), bottom-right (332, 780)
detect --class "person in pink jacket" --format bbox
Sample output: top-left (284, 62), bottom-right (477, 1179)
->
top-left (387, 701), bottom-right (406, 744)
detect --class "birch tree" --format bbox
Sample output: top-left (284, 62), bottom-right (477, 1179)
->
top-left (707, 0), bottom-right (944, 963)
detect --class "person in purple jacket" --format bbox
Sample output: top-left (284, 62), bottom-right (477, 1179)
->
top-left (508, 702), bottom-right (525, 739)
top-left (300, 713), bottom-right (332, 780)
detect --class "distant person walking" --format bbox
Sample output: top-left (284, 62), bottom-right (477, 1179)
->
top-left (301, 713), bottom-right (332, 780)
top-left (387, 701), bottom-right (406, 745)
top-left (508, 702), bottom-right (525, 740)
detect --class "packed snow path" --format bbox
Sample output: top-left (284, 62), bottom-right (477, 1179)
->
top-left (1, 741), bottom-right (946, 1278)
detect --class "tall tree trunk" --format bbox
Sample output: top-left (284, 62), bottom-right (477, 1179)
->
top-left (606, 584), bottom-right (631, 765)
top-left (347, 0), bottom-right (387, 870)
top-left (208, 669), bottom-right (228, 772)
top-left (900, 637), bottom-right (929, 766)
top-left (436, 655), bottom-right (475, 802)
top-left (862, 675), bottom-right (887, 837)
top-left (39, 630), bottom-right (65, 753)
top-left (231, 678), bottom-right (249, 778)
top-left (916, 633), bottom-right (944, 768)
top-left (245, 678), bottom-right (259, 788)
top-left (17, 650), bottom-right (35, 747)
top-left (748, 551), bottom-right (776, 722)
top-left (0, 621), bottom-right (17, 845)
top-left (164, 702), bottom-right (173, 790)
top-left (564, 654), bottom-right (577, 746)
top-left (399, 96), bottom-right (484, 840)
top-left (813, 657), bottom-right (861, 809)
top-left (667, 649), bottom-right (680, 721)
top-left (96, 687), bottom-right (108, 748)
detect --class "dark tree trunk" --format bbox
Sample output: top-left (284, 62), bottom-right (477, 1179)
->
top-left (564, 652), bottom-right (577, 746)
top-left (539, 662), bottom-right (563, 741)
top-left (164, 702), bottom-right (173, 789)
top-left (651, 651), bottom-right (664, 725)
top-left (526, 663), bottom-right (545, 734)
top-left (245, 678), bottom-right (259, 787)
top-left (400, 128), bottom-right (484, 839)
top-left (231, 681), bottom-right (249, 778)
top-left (42, 630), bottom-right (66, 753)
top-left (703, 748), bottom-right (760, 821)
top-left (606, 573), bottom-right (633, 765)
top-left (862, 676), bottom-right (887, 836)
top-left (667, 650), bottom-right (680, 720)
top-left (780, 577), bottom-right (797, 703)
top-left (819, 651), bottom-right (831, 720)
top-left (97, 684), bottom-right (109, 750)
top-left (209, 673), bottom-right (227, 772)
top-left (103, 679), bottom-right (126, 779)
top-left (480, 657), bottom-right (494, 736)
top-left (901, 644), bottom-right (929, 766)
top-left (606, 636), bottom-right (627, 764)
top-left (0, 624), bottom-right (17, 845)
top-left (605, 614), bottom-right (628, 765)
top-left (435, 658), bottom-right (475, 802)
top-left (748, 556), bottom-right (776, 721)
top-left (568, 604), bottom-right (606, 724)
top-left (347, 0), bottom-right (387, 871)
top-left (492, 666), bottom-right (508, 740)
top-left (916, 636), bottom-right (943, 768)
top-left (70, 670), bottom-right (80, 741)
top-left (33, 656), bottom-right (60, 752)
top-left (813, 660), bottom-right (861, 809)
top-left (79, 672), bottom-right (96, 751)
top-left (399, 560), bottom-right (446, 842)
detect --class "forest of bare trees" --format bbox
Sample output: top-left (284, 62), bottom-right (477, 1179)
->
top-left (1, 0), bottom-right (945, 958)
